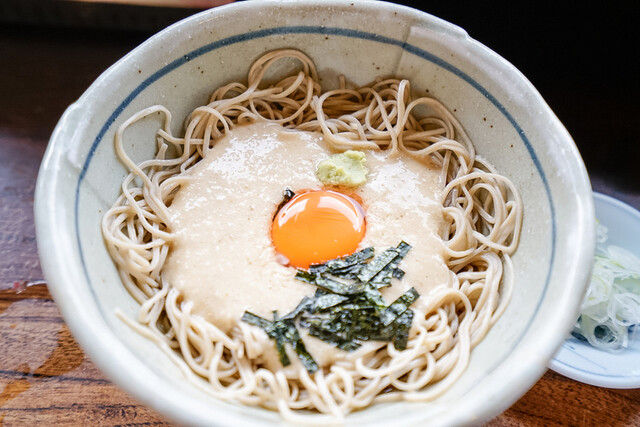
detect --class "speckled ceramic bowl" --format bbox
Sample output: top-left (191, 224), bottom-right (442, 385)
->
top-left (35, 1), bottom-right (595, 425)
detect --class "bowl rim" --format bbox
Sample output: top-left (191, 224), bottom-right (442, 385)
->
top-left (34, 1), bottom-right (595, 425)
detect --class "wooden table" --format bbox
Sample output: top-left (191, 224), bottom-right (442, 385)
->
top-left (1, 5), bottom-right (638, 426)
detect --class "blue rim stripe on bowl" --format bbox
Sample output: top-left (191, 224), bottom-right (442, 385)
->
top-left (74, 24), bottom-right (557, 395)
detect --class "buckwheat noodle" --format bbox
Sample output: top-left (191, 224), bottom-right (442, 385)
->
top-left (102, 49), bottom-right (522, 422)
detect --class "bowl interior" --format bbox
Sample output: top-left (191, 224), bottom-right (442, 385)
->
top-left (35, 1), bottom-right (595, 425)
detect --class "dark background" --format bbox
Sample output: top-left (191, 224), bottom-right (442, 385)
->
top-left (403, 2), bottom-right (639, 200)
top-left (1, 0), bottom-right (638, 203)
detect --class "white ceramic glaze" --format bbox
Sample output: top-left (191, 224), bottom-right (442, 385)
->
top-left (550, 192), bottom-right (640, 389)
top-left (35, 1), bottom-right (595, 425)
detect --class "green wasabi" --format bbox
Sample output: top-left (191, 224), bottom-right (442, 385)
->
top-left (316, 150), bottom-right (368, 187)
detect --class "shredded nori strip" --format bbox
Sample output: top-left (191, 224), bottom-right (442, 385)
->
top-left (241, 310), bottom-right (318, 373)
top-left (392, 268), bottom-right (405, 279)
top-left (369, 242), bottom-right (410, 287)
top-left (381, 287), bottom-right (419, 326)
top-left (273, 187), bottom-right (296, 220)
top-left (241, 241), bottom-right (419, 372)
top-left (293, 269), bottom-right (317, 285)
top-left (312, 293), bottom-right (350, 310)
top-left (356, 248), bottom-right (399, 283)
top-left (295, 242), bottom-right (419, 352)
top-left (391, 310), bottom-right (414, 350)
top-left (296, 271), bottom-right (359, 295)
top-left (309, 247), bottom-right (375, 278)
top-left (280, 296), bottom-right (314, 320)
top-left (356, 241), bottom-right (411, 283)
top-left (242, 311), bottom-right (272, 329)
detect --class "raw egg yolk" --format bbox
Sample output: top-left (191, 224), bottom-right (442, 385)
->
top-left (271, 190), bottom-right (366, 268)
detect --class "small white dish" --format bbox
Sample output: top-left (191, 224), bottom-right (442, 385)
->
top-left (549, 192), bottom-right (640, 389)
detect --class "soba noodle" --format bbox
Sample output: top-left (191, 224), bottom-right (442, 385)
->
top-left (102, 49), bottom-right (522, 422)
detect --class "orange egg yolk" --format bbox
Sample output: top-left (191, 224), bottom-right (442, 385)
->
top-left (271, 190), bottom-right (366, 269)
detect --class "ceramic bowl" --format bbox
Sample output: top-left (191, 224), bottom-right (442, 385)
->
top-left (35, 1), bottom-right (595, 425)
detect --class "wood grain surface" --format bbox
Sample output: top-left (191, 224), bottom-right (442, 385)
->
top-left (1, 5), bottom-right (638, 426)
top-left (1, 284), bottom-right (639, 426)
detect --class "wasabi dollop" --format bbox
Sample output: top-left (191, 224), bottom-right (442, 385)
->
top-left (316, 150), bottom-right (368, 187)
